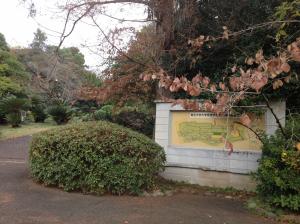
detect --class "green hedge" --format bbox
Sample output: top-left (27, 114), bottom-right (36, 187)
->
top-left (29, 121), bottom-right (165, 195)
top-left (254, 116), bottom-right (300, 211)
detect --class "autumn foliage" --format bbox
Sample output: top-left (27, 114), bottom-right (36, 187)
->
top-left (141, 37), bottom-right (300, 115)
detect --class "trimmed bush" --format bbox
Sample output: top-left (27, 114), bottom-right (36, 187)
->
top-left (29, 121), bottom-right (165, 195)
top-left (254, 115), bottom-right (300, 211)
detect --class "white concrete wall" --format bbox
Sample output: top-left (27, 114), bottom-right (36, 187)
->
top-left (155, 101), bottom-right (286, 189)
top-left (161, 167), bottom-right (256, 190)
top-left (265, 100), bottom-right (286, 135)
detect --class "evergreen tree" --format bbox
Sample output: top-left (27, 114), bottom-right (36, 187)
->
top-left (0, 33), bottom-right (9, 51)
top-left (30, 28), bottom-right (47, 51)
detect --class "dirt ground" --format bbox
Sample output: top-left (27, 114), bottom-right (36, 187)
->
top-left (0, 136), bottom-right (276, 224)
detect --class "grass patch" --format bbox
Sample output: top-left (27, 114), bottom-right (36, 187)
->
top-left (0, 122), bottom-right (57, 140)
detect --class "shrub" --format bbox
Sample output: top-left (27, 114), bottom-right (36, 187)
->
top-left (254, 115), bottom-right (300, 211)
top-left (94, 109), bottom-right (108, 120)
top-left (6, 112), bottom-right (22, 127)
top-left (32, 106), bottom-right (47, 123)
top-left (0, 95), bottom-right (29, 127)
top-left (81, 113), bottom-right (93, 122)
top-left (47, 103), bottom-right (72, 125)
top-left (72, 100), bottom-right (98, 114)
top-left (112, 108), bottom-right (154, 138)
top-left (101, 105), bottom-right (113, 117)
top-left (94, 105), bottom-right (113, 121)
top-left (29, 121), bottom-right (165, 195)
top-left (31, 96), bottom-right (47, 123)
top-left (0, 107), bottom-right (6, 124)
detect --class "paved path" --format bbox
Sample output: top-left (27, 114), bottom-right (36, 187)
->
top-left (0, 136), bottom-right (275, 224)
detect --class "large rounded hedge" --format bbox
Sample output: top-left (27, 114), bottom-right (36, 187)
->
top-left (29, 121), bottom-right (165, 195)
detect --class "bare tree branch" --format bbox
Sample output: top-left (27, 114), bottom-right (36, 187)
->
top-left (100, 12), bottom-right (156, 23)
top-left (235, 121), bottom-right (264, 143)
top-left (91, 16), bottom-right (150, 68)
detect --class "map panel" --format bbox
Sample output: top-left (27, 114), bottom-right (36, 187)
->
top-left (170, 112), bottom-right (265, 151)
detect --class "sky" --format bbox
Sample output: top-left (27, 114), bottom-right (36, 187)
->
top-left (0, 0), bottom-right (147, 72)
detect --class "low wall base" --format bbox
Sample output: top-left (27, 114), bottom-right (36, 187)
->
top-left (161, 166), bottom-right (256, 191)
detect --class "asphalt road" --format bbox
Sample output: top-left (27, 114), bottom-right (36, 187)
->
top-left (0, 136), bottom-right (275, 224)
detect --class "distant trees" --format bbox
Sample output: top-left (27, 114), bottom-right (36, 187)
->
top-left (0, 33), bottom-right (9, 51)
top-left (0, 32), bottom-right (29, 124)
top-left (30, 28), bottom-right (47, 51)
top-left (0, 30), bottom-right (100, 126)
top-left (59, 47), bottom-right (85, 67)
top-left (78, 26), bottom-right (158, 106)
top-left (0, 34), bottom-right (29, 90)
top-left (14, 30), bottom-right (100, 103)
top-left (0, 77), bottom-right (22, 97)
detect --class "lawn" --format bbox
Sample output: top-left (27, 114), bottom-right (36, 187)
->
top-left (0, 122), bottom-right (57, 140)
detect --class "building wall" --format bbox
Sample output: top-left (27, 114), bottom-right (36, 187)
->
top-left (155, 101), bottom-right (286, 190)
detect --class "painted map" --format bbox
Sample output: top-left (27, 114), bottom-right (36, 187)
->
top-left (171, 112), bottom-right (265, 151)
top-left (178, 122), bottom-right (245, 145)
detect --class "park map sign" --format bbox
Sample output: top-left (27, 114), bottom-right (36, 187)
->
top-left (170, 112), bottom-right (265, 151)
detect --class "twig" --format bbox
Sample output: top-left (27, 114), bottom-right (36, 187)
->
top-left (234, 122), bottom-right (263, 143)
top-left (91, 16), bottom-right (150, 68)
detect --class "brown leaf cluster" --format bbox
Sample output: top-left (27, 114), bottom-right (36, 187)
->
top-left (288, 38), bottom-right (300, 62)
top-left (78, 73), bottom-right (155, 105)
top-left (229, 69), bottom-right (268, 93)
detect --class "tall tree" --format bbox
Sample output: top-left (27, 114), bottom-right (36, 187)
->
top-left (0, 33), bottom-right (9, 51)
top-left (30, 28), bottom-right (47, 51)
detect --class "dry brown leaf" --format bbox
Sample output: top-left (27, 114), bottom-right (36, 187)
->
top-left (221, 137), bottom-right (234, 155)
top-left (202, 76), bottom-right (210, 88)
top-left (192, 74), bottom-right (203, 83)
top-left (210, 84), bottom-right (217, 92)
top-left (219, 82), bottom-right (226, 90)
top-left (284, 75), bottom-right (292, 83)
top-left (288, 41), bottom-right (300, 62)
top-left (251, 76), bottom-right (268, 92)
top-left (229, 77), bottom-right (240, 91)
top-left (231, 65), bottom-right (237, 73)
top-left (142, 74), bottom-right (151, 81)
top-left (267, 58), bottom-right (282, 78)
top-left (245, 57), bottom-right (255, 65)
top-left (188, 85), bottom-right (201, 96)
top-left (222, 26), bottom-right (229, 40)
top-left (203, 100), bottom-right (213, 111)
top-left (240, 114), bottom-right (252, 127)
top-left (281, 62), bottom-right (291, 73)
top-left (226, 141), bottom-right (234, 155)
top-left (272, 79), bottom-right (284, 89)
top-left (255, 49), bottom-right (264, 63)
